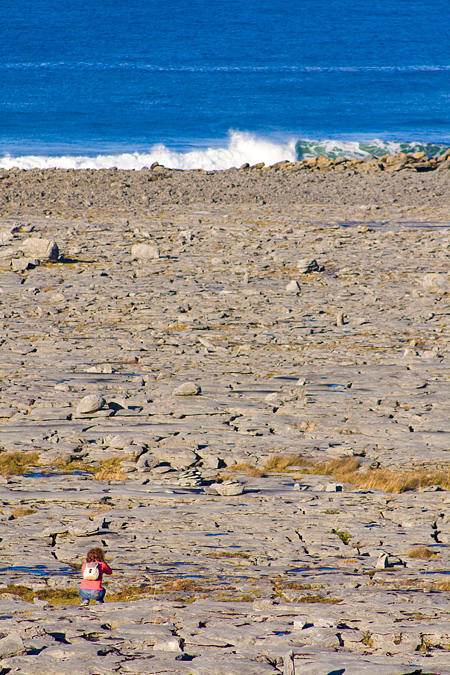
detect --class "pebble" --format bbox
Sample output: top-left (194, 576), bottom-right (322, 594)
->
top-left (285, 280), bottom-right (301, 292)
top-left (172, 382), bottom-right (202, 396)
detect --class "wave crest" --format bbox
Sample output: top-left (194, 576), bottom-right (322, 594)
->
top-left (0, 132), bottom-right (297, 171)
top-left (1, 133), bottom-right (449, 171)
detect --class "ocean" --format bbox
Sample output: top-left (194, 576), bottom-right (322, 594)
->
top-left (2, 0), bottom-right (450, 170)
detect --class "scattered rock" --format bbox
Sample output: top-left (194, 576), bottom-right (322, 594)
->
top-left (153, 638), bottom-right (183, 653)
top-left (422, 272), bottom-right (450, 294)
top-left (297, 258), bottom-right (321, 273)
top-left (11, 257), bottom-right (40, 272)
top-left (76, 394), bottom-right (106, 415)
top-left (20, 237), bottom-right (59, 261)
top-left (131, 243), bottom-right (160, 259)
top-left (172, 382), bottom-right (201, 396)
top-left (0, 631), bottom-right (25, 658)
top-left (211, 480), bottom-right (244, 496)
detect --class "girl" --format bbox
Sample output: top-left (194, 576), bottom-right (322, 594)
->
top-left (79, 547), bottom-right (112, 606)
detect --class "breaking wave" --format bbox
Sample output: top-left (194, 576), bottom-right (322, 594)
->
top-left (0, 133), bottom-right (449, 171)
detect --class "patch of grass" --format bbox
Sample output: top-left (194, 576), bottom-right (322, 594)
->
top-left (362, 631), bottom-right (373, 647)
top-left (303, 457), bottom-right (450, 494)
top-left (10, 507), bottom-right (36, 519)
top-left (162, 578), bottom-right (201, 593)
top-left (432, 581), bottom-right (450, 591)
top-left (214, 594), bottom-right (256, 602)
top-left (272, 580), bottom-right (315, 591)
top-left (57, 460), bottom-right (96, 474)
top-left (307, 457), bottom-right (361, 477)
top-left (0, 584), bottom-right (35, 602)
top-left (0, 585), bottom-right (80, 605)
top-left (331, 529), bottom-right (352, 545)
top-left (206, 550), bottom-right (251, 560)
top-left (94, 457), bottom-right (128, 481)
top-left (37, 588), bottom-right (80, 605)
top-left (408, 547), bottom-right (440, 559)
top-left (107, 584), bottom-right (156, 602)
top-left (264, 454), bottom-right (311, 472)
top-left (220, 462), bottom-right (265, 478)
top-left (297, 595), bottom-right (342, 604)
top-left (0, 451), bottom-right (40, 477)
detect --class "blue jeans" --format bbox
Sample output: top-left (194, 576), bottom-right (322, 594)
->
top-left (79, 588), bottom-right (105, 603)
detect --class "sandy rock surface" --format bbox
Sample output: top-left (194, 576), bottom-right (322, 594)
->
top-left (0, 167), bottom-right (450, 673)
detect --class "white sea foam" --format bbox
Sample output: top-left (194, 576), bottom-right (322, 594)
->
top-left (0, 132), bottom-right (297, 171)
top-left (1, 133), bottom-right (448, 171)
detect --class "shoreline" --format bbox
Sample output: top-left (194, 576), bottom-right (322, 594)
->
top-left (1, 154), bottom-right (450, 221)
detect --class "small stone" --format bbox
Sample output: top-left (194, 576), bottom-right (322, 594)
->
top-left (336, 312), bottom-right (346, 326)
top-left (324, 482), bottom-right (343, 492)
top-left (376, 552), bottom-right (389, 569)
top-left (253, 598), bottom-right (276, 611)
top-left (286, 280), bottom-right (301, 292)
top-left (153, 638), bottom-right (183, 653)
top-left (11, 257), bottom-right (40, 272)
top-left (172, 382), bottom-right (201, 396)
top-left (76, 394), bottom-right (105, 415)
top-left (297, 258), bottom-right (320, 273)
top-left (131, 243), bottom-right (160, 259)
top-left (211, 480), bottom-right (244, 496)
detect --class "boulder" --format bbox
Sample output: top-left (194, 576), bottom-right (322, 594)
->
top-left (172, 382), bottom-right (201, 396)
top-left (423, 273), bottom-right (450, 295)
top-left (0, 631), bottom-right (25, 658)
top-left (20, 237), bottom-right (59, 261)
top-left (211, 480), bottom-right (244, 496)
top-left (131, 243), bottom-right (160, 259)
top-left (76, 394), bottom-right (105, 415)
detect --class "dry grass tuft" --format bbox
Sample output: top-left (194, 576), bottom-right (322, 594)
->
top-left (94, 457), bottom-right (128, 481)
top-left (272, 580), bottom-right (315, 591)
top-left (222, 462), bottom-right (265, 478)
top-left (307, 456), bottom-right (361, 477)
top-left (408, 547), bottom-right (440, 559)
top-left (298, 595), bottom-right (342, 604)
top-left (107, 584), bottom-right (157, 602)
top-left (303, 457), bottom-right (450, 494)
top-left (162, 578), bottom-right (200, 593)
top-left (264, 454), bottom-right (311, 472)
top-left (221, 451), bottom-right (450, 495)
top-left (206, 550), bottom-right (251, 560)
top-left (433, 581), bottom-right (450, 591)
top-left (10, 507), bottom-right (36, 519)
top-left (0, 451), bottom-right (40, 477)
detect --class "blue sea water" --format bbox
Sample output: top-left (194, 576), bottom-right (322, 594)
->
top-left (2, 0), bottom-right (450, 169)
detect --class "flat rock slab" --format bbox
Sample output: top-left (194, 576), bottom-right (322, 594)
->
top-left (0, 172), bottom-right (450, 673)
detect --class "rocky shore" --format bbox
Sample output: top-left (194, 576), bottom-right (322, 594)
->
top-left (1, 162), bottom-right (450, 674)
